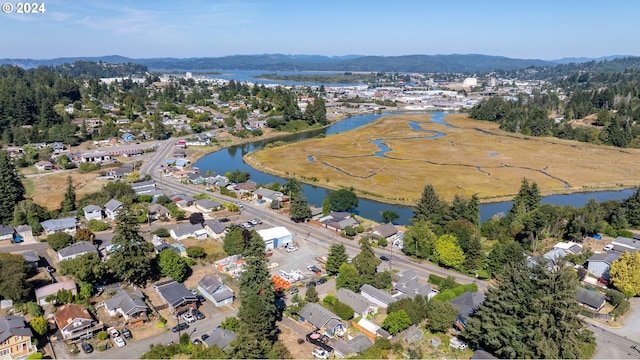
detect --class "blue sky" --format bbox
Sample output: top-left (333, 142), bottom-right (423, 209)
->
top-left (2, 0), bottom-right (638, 60)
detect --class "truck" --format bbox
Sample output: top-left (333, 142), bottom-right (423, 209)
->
top-left (315, 256), bottom-right (327, 264)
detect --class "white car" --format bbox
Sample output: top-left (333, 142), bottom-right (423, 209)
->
top-left (604, 244), bottom-right (614, 251)
top-left (312, 348), bottom-right (328, 359)
top-left (113, 336), bottom-right (126, 347)
top-left (449, 337), bottom-right (468, 350)
top-left (286, 246), bottom-right (299, 253)
top-left (235, 202), bottom-right (244, 209)
top-left (107, 327), bottom-right (119, 338)
top-left (182, 312), bottom-right (196, 323)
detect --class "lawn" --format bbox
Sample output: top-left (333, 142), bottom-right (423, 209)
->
top-left (23, 170), bottom-right (108, 210)
top-left (246, 113), bottom-right (640, 204)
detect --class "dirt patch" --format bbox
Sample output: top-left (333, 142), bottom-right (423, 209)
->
top-left (23, 170), bottom-right (108, 210)
top-left (278, 322), bottom-right (315, 359)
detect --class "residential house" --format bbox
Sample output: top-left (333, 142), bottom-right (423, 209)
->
top-left (553, 241), bottom-right (583, 255)
top-left (53, 303), bottom-right (101, 342)
top-left (372, 223), bottom-right (397, 241)
top-left (253, 188), bottom-right (283, 205)
top-left (170, 223), bottom-right (205, 241)
top-left (154, 280), bottom-right (198, 315)
top-left (80, 150), bottom-right (112, 164)
top-left (232, 180), bottom-right (258, 194)
top-left (104, 199), bottom-right (123, 220)
top-left (0, 315), bottom-right (37, 359)
top-left (319, 212), bottom-right (359, 232)
top-left (83, 205), bottom-right (103, 221)
top-left (103, 289), bottom-right (149, 325)
top-left (391, 269), bottom-right (437, 300)
top-left (331, 335), bottom-right (373, 358)
top-left (171, 194), bottom-right (195, 208)
top-left (35, 280), bottom-right (77, 306)
top-left (352, 318), bottom-right (391, 340)
top-left (335, 288), bottom-right (378, 318)
top-left (148, 204), bottom-right (171, 221)
top-left (203, 328), bottom-right (236, 352)
top-left (587, 252), bottom-right (622, 281)
top-left (203, 219), bottom-right (227, 240)
top-left (360, 284), bottom-right (396, 308)
top-left (197, 274), bottom-right (235, 307)
top-left (58, 241), bottom-right (99, 262)
top-left (449, 291), bottom-right (485, 330)
top-left (195, 199), bottom-right (222, 213)
top-left (34, 160), bottom-right (54, 171)
top-left (40, 217), bottom-right (77, 236)
top-left (0, 225), bottom-right (14, 242)
top-left (50, 142), bottom-right (65, 153)
top-left (187, 173), bottom-right (206, 184)
top-left (575, 287), bottom-right (606, 312)
top-left (155, 242), bottom-right (181, 256)
top-left (298, 302), bottom-right (345, 337)
top-left (121, 133), bottom-right (135, 142)
top-left (17, 250), bottom-right (40, 269)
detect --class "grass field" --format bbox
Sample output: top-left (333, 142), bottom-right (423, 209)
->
top-left (23, 170), bottom-right (107, 210)
top-left (246, 113), bottom-right (640, 204)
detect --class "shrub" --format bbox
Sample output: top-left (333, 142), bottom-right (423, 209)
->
top-left (606, 289), bottom-right (625, 307)
top-left (611, 299), bottom-right (630, 317)
top-left (334, 301), bottom-right (354, 320)
top-left (428, 274), bottom-right (446, 286)
top-left (476, 269), bottom-right (490, 280)
top-left (47, 233), bottom-right (74, 251)
top-left (87, 219), bottom-right (110, 232)
top-left (323, 295), bottom-right (337, 306)
top-left (440, 276), bottom-right (458, 291)
top-left (28, 302), bottom-right (43, 316)
top-left (431, 289), bottom-right (457, 302)
top-left (96, 344), bottom-right (107, 352)
top-left (26, 352), bottom-right (43, 359)
top-left (153, 228), bottom-right (170, 238)
top-left (186, 246), bottom-right (206, 258)
top-left (97, 331), bottom-right (108, 340)
top-left (618, 229), bottom-right (634, 238)
top-left (378, 238), bottom-right (388, 247)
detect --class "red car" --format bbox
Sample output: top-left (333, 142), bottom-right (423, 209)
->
top-left (597, 277), bottom-right (609, 285)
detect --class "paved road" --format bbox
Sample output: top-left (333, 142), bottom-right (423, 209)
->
top-left (588, 322), bottom-right (640, 359)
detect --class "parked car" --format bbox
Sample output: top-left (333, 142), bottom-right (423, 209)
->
top-left (113, 336), bottom-right (126, 347)
top-left (81, 342), bottom-right (93, 354)
top-left (597, 277), bottom-right (609, 285)
top-left (235, 202), bottom-right (244, 209)
top-left (121, 327), bottom-right (132, 339)
top-left (312, 348), bottom-right (328, 359)
top-left (172, 322), bottom-right (189, 332)
top-left (604, 244), bottom-right (614, 251)
top-left (317, 277), bottom-right (327, 285)
top-left (190, 289), bottom-right (199, 296)
top-left (193, 339), bottom-right (202, 345)
top-left (107, 327), bottom-right (119, 338)
top-left (193, 309), bottom-right (205, 320)
top-left (182, 312), bottom-right (196, 323)
top-left (306, 281), bottom-right (317, 288)
top-left (289, 287), bottom-right (299, 295)
top-left (449, 337), bottom-right (468, 350)
top-left (196, 294), bottom-right (206, 303)
top-left (286, 246), bottom-right (299, 253)
top-left (380, 255), bottom-right (390, 261)
top-left (201, 333), bottom-right (210, 341)
top-left (219, 218), bottom-right (230, 223)
top-left (45, 266), bottom-right (56, 273)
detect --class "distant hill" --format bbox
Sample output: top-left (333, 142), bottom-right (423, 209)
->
top-left (0, 53), bottom-right (555, 73)
top-left (550, 55), bottom-right (636, 64)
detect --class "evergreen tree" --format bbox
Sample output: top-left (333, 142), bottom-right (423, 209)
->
top-left (352, 238), bottom-right (381, 285)
top-left (322, 197), bottom-right (331, 216)
top-left (624, 188), bottom-right (640, 227)
top-left (0, 150), bottom-right (25, 224)
top-left (325, 243), bottom-right (348, 276)
top-left (305, 284), bottom-right (319, 303)
top-left (158, 249), bottom-right (189, 282)
top-left (465, 262), bottom-right (594, 359)
top-left (289, 196), bottom-right (312, 222)
top-left (327, 188), bottom-right (359, 212)
top-left (412, 184), bottom-right (447, 226)
top-left (60, 175), bottom-right (76, 212)
top-left (107, 204), bottom-right (154, 286)
top-left (282, 178), bottom-right (303, 199)
top-left (336, 263), bottom-right (362, 292)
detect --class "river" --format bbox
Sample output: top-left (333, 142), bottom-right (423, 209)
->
top-left (205, 70), bottom-right (363, 87)
top-left (194, 112), bottom-right (637, 225)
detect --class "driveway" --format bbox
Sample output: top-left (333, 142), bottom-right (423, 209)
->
top-left (602, 298), bottom-right (640, 343)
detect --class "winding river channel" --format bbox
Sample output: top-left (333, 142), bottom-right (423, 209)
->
top-left (195, 112), bottom-right (637, 225)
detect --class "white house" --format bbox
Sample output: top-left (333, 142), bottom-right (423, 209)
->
top-left (83, 205), bottom-right (103, 221)
top-left (58, 241), bottom-right (99, 261)
top-left (360, 284), bottom-right (396, 308)
top-left (256, 227), bottom-right (293, 250)
top-left (197, 274), bottom-right (235, 307)
top-left (170, 223), bottom-right (205, 241)
top-left (104, 199), bottom-right (123, 220)
top-left (0, 225), bottom-right (14, 242)
top-left (203, 219), bottom-right (227, 240)
top-left (40, 217), bottom-right (77, 236)
top-left (103, 289), bottom-right (149, 324)
top-left (253, 188), bottom-right (283, 205)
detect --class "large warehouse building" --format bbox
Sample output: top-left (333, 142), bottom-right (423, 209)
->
top-left (257, 226), bottom-right (293, 250)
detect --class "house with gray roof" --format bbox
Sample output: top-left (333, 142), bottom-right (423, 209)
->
top-left (298, 302), bottom-right (345, 337)
top-left (372, 223), bottom-right (397, 240)
top-left (104, 289), bottom-right (149, 324)
top-left (575, 287), bottom-right (606, 312)
top-left (392, 270), bottom-right (436, 300)
top-left (195, 199), bottom-right (222, 213)
top-left (0, 225), bottom-right (14, 242)
top-left (170, 223), bottom-right (205, 241)
top-left (58, 241), bottom-right (99, 261)
top-left (104, 199), bottom-right (123, 220)
top-left (197, 275), bottom-right (234, 307)
top-left (360, 284), bottom-right (396, 308)
top-left (131, 180), bottom-right (156, 195)
top-left (155, 280), bottom-right (197, 314)
top-left (35, 279), bottom-right (77, 306)
top-left (204, 219), bottom-right (227, 240)
top-left (331, 335), bottom-right (373, 358)
top-left (17, 250), bottom-right (40, 268)
top-left (335, 288), bottom-right (378, 318)
top-left (449, 291), bottom-right (485, 330)
top-left (83, 204), bottom-right (103, 221)
top-left (253, 187), bottom-right (283, 205)
top-left (40, 217), bottom-right (77, 235)
top-left (587, 251), bottom-right (623, 280)
top-left (0, 315), bottom-right (37, 359)
top-left (148, 203), bottom-right (171, 221)
top-left (203, 327), bottom-right (236, 352)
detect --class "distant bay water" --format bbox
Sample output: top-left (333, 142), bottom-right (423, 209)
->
top-left (205, 69), bottom-right (363, 87)
top-left (195, 112), bottom-right (638, 225)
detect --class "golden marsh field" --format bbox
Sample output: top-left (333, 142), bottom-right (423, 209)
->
top-left (245, 113), bottom-right (640, 205)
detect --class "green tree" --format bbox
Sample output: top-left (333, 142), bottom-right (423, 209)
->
top-left (158, 249), bottom-right (189, 282)
top-left (412, 184), bottom-right (447, 226)
top-left (486, 241), bottom-right (525, 278)
top-left (609, 251), bottom-right (640, 297)
top-left (424, 300), bottom-right (459, 333)
top-left (333, 301), bottom-right (354, 320)
top-left (29, 316), bottom-right (48, 336)
top-left (623, 188), bottom-right (640, 227)
top-left (381, 210), bottom-right (399, 224)
top-left (322, 197), bottom-right (331, 216)
top-left (73, 228), bottom-right (94, 243)
top-left (352, 238), bottom-right (381, 285)
top-left (403, 220), bottom-right (437, 259)
top-left (225, 169), bottom-right (251, 183)
top-left (87, 219), bottom-right (110, 232)
top-left (47, 232), bottom-right (74, 251)
top-left (0, 254), bottom-right (30, 301)
top-left (433, 234), bottom-right (465, 269)
top-left (0, 150), bottom-right (26, 224)
top-left (59, 253), bottom-right (104, 283)
top-left (382, 310), bottom-right (412, 335)
top-left (325, 243), bottom-right (348, 276)
top-left (186, 246), bottom-right (206, 258)
top-left (327, 188), bottom-right (359, 212)
top-left (336, 263), bottom-right (362, 292)
top-left (465, 262), bottom-right (594, 359)
top-left (220, 316), bottom-right (240, 332)
top-left (60, 175), bottom-right (76, 212)
top-left (305, 284), bottom-right (319, 303)
top-left (282, 178), bottom-right (303, 199)
top-left (107, 204), bottom-right (154, 286)
top-left (223, 226), bottom-right (246, 255)
top-left (289, 196), bottom-right (312, 222)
